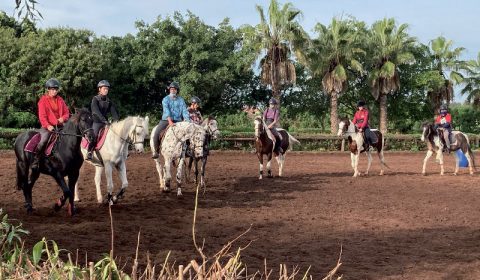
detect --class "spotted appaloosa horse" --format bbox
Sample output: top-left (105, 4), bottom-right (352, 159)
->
top-left (337, 117), bottom-right (387, 177)
top-left (421, 122), bottom-right (476, 175)
top-left (150, 122), bottom-right (206, 196)
top-left (254, 116), bottom-right (300, 179)
top-left (185, 116), bottom-right (220, 189)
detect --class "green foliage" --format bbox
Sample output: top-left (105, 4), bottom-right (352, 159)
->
top-left (449, 104), bottom-right (480, 133)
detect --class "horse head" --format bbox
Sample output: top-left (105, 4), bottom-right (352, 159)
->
top-left (130, 116), bottom-right (149, 153)
top-left (72, 108), bottom-right (95, 142)
top-left (337, 117), bottom-right (351, 136)
top-left (420, 122), bottom-right (435, 142)
top-left (254, 116), bottom-right (265, 139)
top-left (203, 116), bottom-right (220, 140)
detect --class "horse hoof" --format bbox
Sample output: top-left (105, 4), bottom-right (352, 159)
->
top-left (258, 176), bottom-right (263, 180)
top-left (453, 173), bottom-right (458, 176)
top-left (162, 188), bottom-right (171, 193)
top-left (422, 173), bottom-right (426, 176)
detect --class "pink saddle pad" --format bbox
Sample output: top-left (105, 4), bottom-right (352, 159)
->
top-left (81, 126), bottom-right (109, 150)
top-left (24, 133), bottom-right (58, 156)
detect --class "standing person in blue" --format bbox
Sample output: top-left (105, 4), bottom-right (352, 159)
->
top-left (87, 80), bottom-right (119, 160)
top-left (263, 98), bottom-right (282, 154)
top-left (151, 82), bottom-right (191, 159)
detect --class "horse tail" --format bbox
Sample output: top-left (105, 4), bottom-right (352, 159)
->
top-left (468, 143), bottom-right (476, 170)
top-left (288, 133), bottom-right (300, 150)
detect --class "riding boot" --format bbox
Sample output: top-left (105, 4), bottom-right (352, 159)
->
top-left (152, 126), bottom-right (161, 159)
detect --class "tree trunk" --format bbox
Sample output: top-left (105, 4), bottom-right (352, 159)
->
top-left (379, 93), bottom-right (388, 134)
top-left (330, 91), bottom-right (338, 134)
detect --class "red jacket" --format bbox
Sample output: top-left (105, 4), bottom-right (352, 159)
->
top-left (37, 94), bottom-right (70, 128)
top-left (435, 113), bottom-right (451, 125)
top-left (353, 108), bottom-right (369, 129)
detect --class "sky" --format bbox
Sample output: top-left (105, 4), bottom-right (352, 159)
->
top-left (1, 0), bottom-right (479, 100)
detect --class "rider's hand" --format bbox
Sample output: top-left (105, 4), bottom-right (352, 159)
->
top-left (47, 125), bottom-right (54, 132)
top-left (57, 117), bottom-right (64, 124)
top-left (168, 120), bottom-right (174, 126)
top-left (358, 128), bottom-right (363, 132)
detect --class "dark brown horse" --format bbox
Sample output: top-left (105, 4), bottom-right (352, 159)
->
top-left (421, 122), bottom-right (476, 175)
top-left (254, 116), bottom-right (300, 179)
top-left (337, 117), bottom-right (387, 177)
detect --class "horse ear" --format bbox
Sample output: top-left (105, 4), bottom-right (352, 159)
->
top-left (145, 115), bottom-right (149, 122)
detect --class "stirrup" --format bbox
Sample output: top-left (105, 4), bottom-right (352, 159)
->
top-left (86, 152), bottom-right (93, 160)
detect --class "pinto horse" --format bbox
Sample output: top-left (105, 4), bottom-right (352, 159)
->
top-left (254, 116), bottom-right (300, 179)
top-left (150, 122), bottom-right (206, 196)
top-left (337, 117), bottom-right (387, 177)
top-left (185, 116), bottom-right (221, 189)
top-left (14, 108), bottom-right (95, 215)
top-left (75, 116), bottom-right (149, 204)
top-left (421, 122), bottom-right (476, 175)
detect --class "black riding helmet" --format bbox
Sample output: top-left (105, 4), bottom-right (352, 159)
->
top-left (269, 98), bottom-right (278, 105)
top-left (168, 82), bottom-right (180, 90)
top-left (439, 104), bottom-right (448, 115)
top-left (45, 78), bottom-right (60, 89)
top-left (191, 96), bottom-right (201, 105)
top-left (97, 80), bottom-right (110, 88)
top-left (357, 100), bottom-right (366, 107)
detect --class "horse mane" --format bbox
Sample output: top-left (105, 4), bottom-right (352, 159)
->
top-left (69, 108), bottom-right (90, 124)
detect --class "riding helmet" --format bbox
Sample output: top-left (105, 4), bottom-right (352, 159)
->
top-left (439, 104), bottom-right (448, 115)
top-left (191, 96), bottom-right (201, 105)
top-left (168, 81), bottom-right (180, 90)
top-left (269, 98), bottom-right (278, 105)
top-left (45, 78), bottom-right (60, 89)
top-left (357, 100), bottom-right (366, 107)
top-left (97, 80), bottom-right (111, 88)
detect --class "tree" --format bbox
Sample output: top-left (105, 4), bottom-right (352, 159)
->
top-left (367, 18), bottom-right (416, 134)
top-left (461, 52), bottom-right (480, 106)
top-left (308, 17), bottom-right (365, 133)
top-left (13, 0), bottom-right (42, 21)
top-left (241, 0), bottom-right (308, 104)
top-left (427, 36), bottom-right (466, 112)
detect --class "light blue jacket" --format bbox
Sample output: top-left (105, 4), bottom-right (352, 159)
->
top-left (161, 95), bottom-right (190, 122)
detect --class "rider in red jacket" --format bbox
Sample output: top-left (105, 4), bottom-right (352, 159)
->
top-left (33, 78), bottom-right (70, 169)
top-left (353, 100), bottom-right (377, 146)
top-left (434, 104), bottom-right (453, 152)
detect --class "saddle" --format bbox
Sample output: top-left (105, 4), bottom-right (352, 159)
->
top-left (24, 132), bottom-right (58, 156)
top-left (81, 126), bottom-right (109, 150)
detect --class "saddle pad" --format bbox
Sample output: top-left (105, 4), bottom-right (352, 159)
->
top-left (81, 127), bottom-right (109, 150)
top-left (24, 133), bottom-right (58, 156)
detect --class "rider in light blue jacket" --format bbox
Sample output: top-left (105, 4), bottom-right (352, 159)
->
top-left (151, 82), bottom-right (190, 158)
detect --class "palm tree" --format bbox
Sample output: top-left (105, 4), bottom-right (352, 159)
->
top-left (461, 52), bottom-right (480, 105)
top-left (242, 0), bottom-right (308, 104)
top-left (308, 17), bottom-right (365, 134)
top-left (368, 18), bottom-right (416, 134)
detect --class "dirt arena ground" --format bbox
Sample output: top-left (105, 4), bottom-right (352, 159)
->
top-left (1, 150), bottom-right (480, 279)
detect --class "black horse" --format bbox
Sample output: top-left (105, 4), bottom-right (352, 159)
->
top-left (14, 108), bottom-right (95, 215)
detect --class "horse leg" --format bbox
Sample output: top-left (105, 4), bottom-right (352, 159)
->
top-left (24, 167), bottom-right (39, 213)
top-left (465, 151), bottom-right (475, 175)
top-left (113, 160), bottom-right (128, 202)
top-left (154, 158), bottom-right (166, 191)
top-left (67, 170), bottom-right (80, 216)
top-left (377, 149), bottom-right (386, 176)
top-left (453, 152), bottom-right (460, 176)
top-left (275, 153), bottom-right (285, 177)
top-left (365, 151), bottom-right (372, 176)
top-left (52, 173), bottom-right (71, 213)
top-left (422, 150), bottom-right (433, 175)
top-left (200, 156), bottom-right (207, 194)
top-left (94, 166), bottom-right (104, 203)
top-left (185, 156), bottom-right (194, 183)
top-left (176, 157), bottom-right (185, 196)
top-left (351, 152), bottom-right (360, 177)
top-left (266, 153), bottom-right (273, 178)
top-left (438, 151), bottom-right (445, 176)
top-left (163, 157), bottom-right (172, 192)
top-left (103, 163), bottom-right (115, 205)
top-left (74, 165), bottom-right (85, 202)
top-left (257, 153), bottom-right (264, 180)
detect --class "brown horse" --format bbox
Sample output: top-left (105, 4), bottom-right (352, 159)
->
top-left (254, 116), bottom-right (300, 179)
top-left (421, 122), bottom-right (476, 175)
top-left (337, 117), bottom-right (387, 177)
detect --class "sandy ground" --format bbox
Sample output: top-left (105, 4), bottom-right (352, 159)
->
top-left (0, 150), bottom-right (479, 279)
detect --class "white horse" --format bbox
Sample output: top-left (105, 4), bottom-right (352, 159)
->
top-left (185, 116), bottom-right (221, 189)
top-left (75, 116), bottom-right (149, 204)
top-left (150, 122), bottom-right (206, 196)
top-left (421, 122), bottom-right (476, 175)
top-left (337, 117), bottom-right (387, 177)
